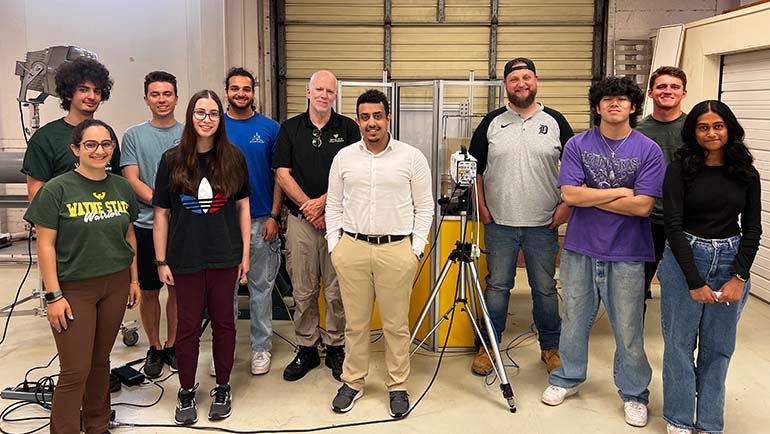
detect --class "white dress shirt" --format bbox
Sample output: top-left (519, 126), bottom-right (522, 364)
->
top-left (325, 136), bottom-right (434, 255)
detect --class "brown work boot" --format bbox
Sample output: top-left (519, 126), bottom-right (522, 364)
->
top-left (541, 349), bottom-right (561, 373)
top-left (471, 347), bottom-right (494, 376)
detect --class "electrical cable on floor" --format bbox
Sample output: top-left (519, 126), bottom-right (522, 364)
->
top-left (0, 228), bottom-right (34, 347)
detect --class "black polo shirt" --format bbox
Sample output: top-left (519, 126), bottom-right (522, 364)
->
top-left (272, 109), bottom-right (360, 213)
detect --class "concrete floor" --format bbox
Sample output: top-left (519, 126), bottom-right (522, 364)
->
top-left (1, 260), bottom-right (769, 434)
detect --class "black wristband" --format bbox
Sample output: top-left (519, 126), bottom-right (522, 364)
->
top-left (269, 213), bottom-right (281, 222)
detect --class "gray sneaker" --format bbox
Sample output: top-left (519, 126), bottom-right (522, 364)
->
top-left (175, 386), bottom-right (198, 425)
top-left (389, 390), bottom-right (410, 418)
top-left (331, 384), bottom-right (363, 413)
top-left (208, 384), bottom-right (232, 420)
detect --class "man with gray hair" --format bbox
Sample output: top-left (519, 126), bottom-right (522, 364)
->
top-left (272, 70), bottom-right (360, 382)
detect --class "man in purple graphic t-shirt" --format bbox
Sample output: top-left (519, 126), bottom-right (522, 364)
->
top-left (540, 76), bottom-right (665, 429)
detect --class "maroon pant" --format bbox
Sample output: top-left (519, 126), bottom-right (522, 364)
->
top-left (174, 267), bottom-right (238, 389)
top-left (51, 268), bottom-right (129, 434)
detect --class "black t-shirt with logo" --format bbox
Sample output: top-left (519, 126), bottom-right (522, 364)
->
top-left (272, 110), bottom-right (360, 213)
top-left (153, 148), bottom-right (251, 274)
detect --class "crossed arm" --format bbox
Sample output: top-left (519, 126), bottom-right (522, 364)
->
top-left (560, 184), bottom-right (655, 217)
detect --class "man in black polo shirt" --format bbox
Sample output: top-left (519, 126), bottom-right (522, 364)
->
top-left (273, 70), bottom-right (360, 382)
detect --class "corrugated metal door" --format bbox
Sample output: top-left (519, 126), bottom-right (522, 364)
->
top-left (280, 0), bottom-right (600, 130)
top-left (721, 49), bottom-right (770, 303)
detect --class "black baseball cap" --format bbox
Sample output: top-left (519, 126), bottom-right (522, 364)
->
top-left (503, 58), bottom-right (537, 79)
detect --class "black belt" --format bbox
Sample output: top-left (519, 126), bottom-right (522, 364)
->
top-left (345, 231), bottom-right (407, 245)
top-left (288, 209), bottom-right (304, 219)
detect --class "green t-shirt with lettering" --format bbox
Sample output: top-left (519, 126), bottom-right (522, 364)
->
top-left (24, 171), bottom-right (138, 282)
top-left (21, 117), bottom-right (122, 181)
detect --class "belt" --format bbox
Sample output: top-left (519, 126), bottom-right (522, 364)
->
top-left (288, 209), bottom-right (304, 219)
top-left (345, 231), bottom-right (407, 245)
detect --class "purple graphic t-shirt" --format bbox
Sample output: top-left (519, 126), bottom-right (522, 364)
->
top-left (558, 128), bottom-right (665, 262)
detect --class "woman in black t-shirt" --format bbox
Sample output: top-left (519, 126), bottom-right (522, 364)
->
top-left (24, 119), bottom-right (140, 434)
top-left (658, 100), bottom-right (761, 434)
top-left (153, 90), bottom-right (250, 425)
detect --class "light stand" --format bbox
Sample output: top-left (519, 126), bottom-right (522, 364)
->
top-left (410, 185), bottom-right (517, 413)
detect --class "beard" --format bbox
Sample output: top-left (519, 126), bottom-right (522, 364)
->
top-left (507, 88), bottom-right (537, 109)
top-left (228, 97), bottom-right (253, 110)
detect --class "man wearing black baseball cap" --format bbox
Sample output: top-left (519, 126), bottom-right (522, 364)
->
top-left (468, 57), bottom-right (574, 376)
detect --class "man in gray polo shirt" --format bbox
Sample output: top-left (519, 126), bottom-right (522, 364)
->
top-left (469, 57), bottom-right (574, 375)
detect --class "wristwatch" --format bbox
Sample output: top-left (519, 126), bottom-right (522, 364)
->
top-left (734, 273), bottom-right (748, 282)
top-left (44, 289), bottom-right (63, 302)
top-left (269, 213), bottom-right (281, 222)
top-left (154, 259), bottom-right (168, 267)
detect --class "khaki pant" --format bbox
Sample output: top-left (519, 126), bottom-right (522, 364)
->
top-left (331, 234), bottom-right (418, 391)
top-left (286, 214), bottom-right (345, 346)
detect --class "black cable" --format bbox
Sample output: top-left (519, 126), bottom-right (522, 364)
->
top-left (18, 101), bottom-right (29, 145)
top-left (0, 401), bottom-right (49, 434)
top-left (22, 354), bottom-right (58, 386)
top-left (0, 229), bottom-right (35, 347)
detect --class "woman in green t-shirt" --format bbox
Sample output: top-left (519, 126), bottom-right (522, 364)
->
top-left (24, 119), bottom-right (140, 434)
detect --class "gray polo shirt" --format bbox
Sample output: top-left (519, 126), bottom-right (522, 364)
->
top-left (469, 103), bottom-right (573, 227)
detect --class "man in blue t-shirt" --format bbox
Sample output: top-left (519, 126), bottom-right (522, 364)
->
top-left (223, 67), bottom-right (282, 376)
top-left (541, 76), bottom-right (665, 428)
top-left (121, 71), bottom-right (184, 379)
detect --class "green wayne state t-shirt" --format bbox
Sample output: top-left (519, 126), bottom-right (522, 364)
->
top-left (24, 171), bottom-right (138, 282)
top-left (21, 117), bottom-right (122, 181)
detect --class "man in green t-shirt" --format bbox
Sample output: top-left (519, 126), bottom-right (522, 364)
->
top-left (21, 57), bottom-right (121, 201)
top-left (636, 66), bottom-right (688, 299)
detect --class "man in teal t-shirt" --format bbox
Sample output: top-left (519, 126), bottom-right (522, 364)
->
top-left (22, 57), bottom-right (120, 201)
top-left (120, 71), bottom-right (183, 379)
top-left (636, 66), bottom-right (688, 300)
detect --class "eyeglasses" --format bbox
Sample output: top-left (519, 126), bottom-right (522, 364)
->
top-left (312, 129), bottom-right (322, 148)
top-left (80, 140), bottom-right (116, 151)
top-left (192, 109), bottom-right (220, 121)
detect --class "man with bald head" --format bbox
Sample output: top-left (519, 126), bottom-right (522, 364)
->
top-left (273, 70), bottom-right (360, 382)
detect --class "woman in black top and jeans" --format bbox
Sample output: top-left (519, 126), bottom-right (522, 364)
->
top-left (659, 100), bottom-right (761, 434)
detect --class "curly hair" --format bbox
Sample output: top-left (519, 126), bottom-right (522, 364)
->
top-left (675, 100), bottom-right (756, 184)
top-left (144, 70), bottom-right (177, 95)
top-left (356, 89), bottom-right (390, 116)
top-left (588, 76), bottom-right (645, 127)
top-left (70, 118), bottom-right (111, 146)
top-left (54, 57), bottom-right (113, 111)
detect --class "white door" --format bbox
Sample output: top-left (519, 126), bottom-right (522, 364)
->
top-left (721, 49), bottom-right (770, 303)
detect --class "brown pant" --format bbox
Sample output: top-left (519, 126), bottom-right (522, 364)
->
top-left (331, 234), bottom-right (418, 391)
top-left (286, 214), bottom-right (345, 346)
top-left (50, 268), bottom-right (129, 434)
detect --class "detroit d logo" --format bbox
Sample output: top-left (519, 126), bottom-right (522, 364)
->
top-left (538, 125), bottom-right (548, 135)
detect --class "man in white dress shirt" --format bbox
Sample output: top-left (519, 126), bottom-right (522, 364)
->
top-left (325, 89), bottom-right (434, 418)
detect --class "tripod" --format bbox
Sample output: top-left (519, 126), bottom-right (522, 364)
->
top-left (410, 192), bottom-right (516, 413)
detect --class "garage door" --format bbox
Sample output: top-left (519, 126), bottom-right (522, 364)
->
top-left (721, 49), bottom-right (770, 303)
top-left (278, 0), bottom-right (601, 131)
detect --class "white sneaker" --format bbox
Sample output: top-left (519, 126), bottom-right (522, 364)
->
top-left (666, 423), bottom-right (692, 434)
top-left (624, 400), bottom-right (648, 427)
top-left (209, 358), bottom-right (216, 377)
top-left (541, 385), bottom-right (578, 406)
top-left (251, 351), bottom-right (271, 375)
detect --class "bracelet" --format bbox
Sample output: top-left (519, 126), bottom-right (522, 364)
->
top-left (47, 296), bottom-right (64, 304)
top-left (154, 259), bottom-right (168, 267)
top-left (269, 213), bottom-right (281, 222)
top-left (734, 273), bottom-right (748, 282)
top-left (130, 281), bottom-right (140, 285)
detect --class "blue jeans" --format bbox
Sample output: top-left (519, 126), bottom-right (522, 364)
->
top-left (481, 223), bottom-right (560, 350)
top-left (246, 216), bottom-right (281, 352)
top-left (658, 234), bottom-right (750, 434)
top-left (549, 249), bottom-right (651, 404)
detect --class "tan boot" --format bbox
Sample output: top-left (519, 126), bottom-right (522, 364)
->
top-left (541, 349), bottom-right (561, 373)
top-left (471, 347), bottom-right (494, 375)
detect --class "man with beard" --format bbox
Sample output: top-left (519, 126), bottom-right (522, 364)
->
top-left (468, 58), bottom-right (574, 376)
top-left (273, 70), bottom-right (360, 382)
top-left (23, 57), bottom-right (121, 201)
top-left (222, 67), bottom-right (282, 375)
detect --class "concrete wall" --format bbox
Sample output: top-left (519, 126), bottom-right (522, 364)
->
top-left (606, 0), bottom-right (741, 75)
top-left (679, 1), bottom-right (770, 109)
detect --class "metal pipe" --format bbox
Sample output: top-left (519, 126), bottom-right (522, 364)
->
top-left (0, 153), bottom-right (25, 184)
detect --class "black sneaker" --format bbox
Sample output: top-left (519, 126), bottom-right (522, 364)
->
top-left (175, 386), bottom-right (198, 425)
top-left (143, 346), bottom-right (164, 379)
top-left (283, 346), bottom-right (320, 381)
top-left (208, 384), bottom-right (232, 420)
top-left (162, 345), bottom-right (178, 372)
top-left (325, 345), bottom-right (345, 382)
top-left (331, 384), bottom-right (363, 413)
top-left (389, 390), bottom-right (409, 418)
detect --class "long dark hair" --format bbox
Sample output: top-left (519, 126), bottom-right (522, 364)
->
top-left (168, 90), bottom-right (245, 198)
top-left (675, 100), bottom-right (756, 183)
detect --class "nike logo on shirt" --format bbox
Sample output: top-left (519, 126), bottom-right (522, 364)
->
top-left (501, 123), bottom-right (512, 128)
